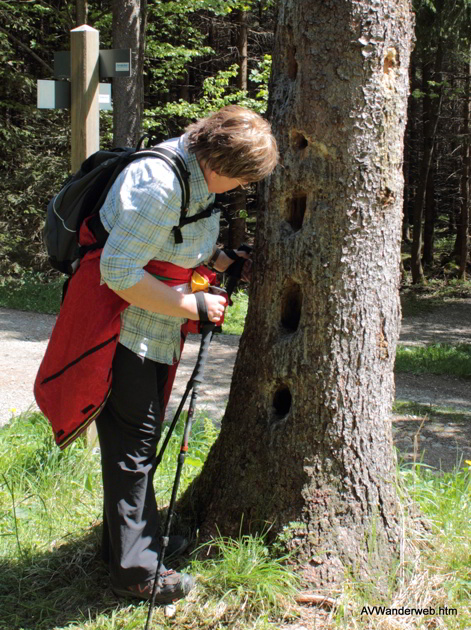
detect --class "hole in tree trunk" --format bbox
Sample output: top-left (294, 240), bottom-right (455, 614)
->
top-left (281, 280), bottom-right (302, 332)
top-left (273, 384), bottom-right (292, 419)
top-left (287, 46), bottom-right (297, 80)
top-left (291, 131), bottom-right (308, 150)
top-left (287, 194), bottom-right (307, 232)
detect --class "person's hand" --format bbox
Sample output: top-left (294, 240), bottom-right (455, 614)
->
top-left (201, 292), bottom-right (227, 323)
top-left (214, 249), bottom-right (252, 282)
top-left (236, 250), bottom-right (252, 283)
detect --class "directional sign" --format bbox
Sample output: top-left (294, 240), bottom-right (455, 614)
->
top-left (37, 80), bottom-right (112, 110)
top-left (54, 49), bottom-right (131, 78)
top-left (99, 49), bottom-right (132, 77)
top-left (37, 79), bottom-right (70, 109)
top-left (54, 51), bottom-right (71, 79)
top-left (98, 83), bottom-right (112, 110)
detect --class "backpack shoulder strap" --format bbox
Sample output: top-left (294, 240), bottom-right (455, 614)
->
top-left (130, 146), bottom-right (191, 244)
top-left (133, 146), bottom-right (190, 212)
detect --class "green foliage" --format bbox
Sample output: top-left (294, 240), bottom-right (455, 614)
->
top-left (154, 413), bottom-right (219, 504)
top-left (395, 343), bottom-right (471, 378)
top-left (144, 57), bottom-right (271, 135)
top-left (0, 412), bottom-right (102, 560)
top-left (0, 0), bottom-right (275, 274)
top-left (222, 288), bottom-right (249, 335)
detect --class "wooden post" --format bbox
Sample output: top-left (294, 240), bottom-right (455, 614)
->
top-left (71, 24), bottom-right (100, 446)
top-left (70, 25), bottom-right (99, 173)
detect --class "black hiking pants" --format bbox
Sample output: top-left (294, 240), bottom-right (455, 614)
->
top-left (95, 343), bottom-right (170, 587)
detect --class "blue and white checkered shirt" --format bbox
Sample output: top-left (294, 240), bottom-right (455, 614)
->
top-left (99, 134), bottom-right (219, 364)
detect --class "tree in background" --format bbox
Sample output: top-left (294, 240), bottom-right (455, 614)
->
top-left (112, 0), bottom-right (146, 146)
top-left (0, 1), bottom-right (275, 273)
top-left (181, 0), bottom-right (414, 586)
top-left (406, 0), bottom-right (471, 284)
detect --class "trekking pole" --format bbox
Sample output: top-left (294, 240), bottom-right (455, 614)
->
top-left (144, 319), bottom-right (215, 630)
top-left (145, 252), bottom-right (249, 629)
top-left (154, 285), bottom-right (228, 468)
top-left (155, 247), bottom-right (250, 468)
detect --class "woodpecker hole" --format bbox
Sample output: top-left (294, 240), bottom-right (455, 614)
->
top-left (291, 131), bottom-right (308, 151)
top-left (287, 46), bottom-right (298, 80)
top-left (273, 384), bottom-right (292, 419)
top-left (281, 280), bottom-right (302, 332)
top-left (287, 194), bottom-right (307, 232)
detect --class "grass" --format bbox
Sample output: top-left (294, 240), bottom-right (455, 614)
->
top-left (0, 411), bottom-right (298, 630)
top-left (0, 270), bottom-right (63, 314)
top-left (396, 343), bottom-right (471, 378)
top-left (1, 410), bottom-right (471, 629)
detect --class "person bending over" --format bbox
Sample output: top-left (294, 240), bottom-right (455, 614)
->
top-left (96, 105), bottom-right (278, 604)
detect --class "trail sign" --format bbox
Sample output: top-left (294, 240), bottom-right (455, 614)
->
top-left (37, 79), bottom-right (70, 109)
top-left (54, 49), bottom-right (132, 79)
top-left (36, 25), bottom-right (132, 171)
top-left (37, 81), bottom-right (112, 110)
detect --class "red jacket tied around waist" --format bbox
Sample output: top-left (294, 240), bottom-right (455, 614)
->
top-left (34, 218), bottom-right (216, 449)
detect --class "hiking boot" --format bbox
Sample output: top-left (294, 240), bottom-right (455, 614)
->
top-left (112, 569), bottom-right (195, 604)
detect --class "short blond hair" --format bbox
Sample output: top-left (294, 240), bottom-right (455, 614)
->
top-left (184, 105), bottom-right (278, 182)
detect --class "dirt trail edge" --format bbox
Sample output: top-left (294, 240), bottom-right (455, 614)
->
top-left (1, 301), bottom-right (471, 471)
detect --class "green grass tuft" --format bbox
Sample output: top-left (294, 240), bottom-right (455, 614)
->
top-left (395, 343), bottom-right (471, 378)
top-left (191, 531), bottom-right (299, 618)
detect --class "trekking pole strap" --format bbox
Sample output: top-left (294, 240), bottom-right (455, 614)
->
top-left (195, 291), bottom-right (210, 323)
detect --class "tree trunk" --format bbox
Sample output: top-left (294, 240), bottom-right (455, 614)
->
top-left (458, 59), bottom-right (470, 279)
top-left (229, 9), bottom-right (249, 249)
top-left (112, 0), bottom-right (143, 147)
top-left (76, 0), bottom-right (88, 26)
top-left (402, 56), bottom-right (417, 243)
top-left (181, 0), bottom-right (413, 587)
top-left (410, 34), bottom-right (444, 283)
top-left (423, 156), bottom-right (436, 266)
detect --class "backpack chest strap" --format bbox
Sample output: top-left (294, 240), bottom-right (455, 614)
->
top-left (171, 203), bottom-right (222, 244)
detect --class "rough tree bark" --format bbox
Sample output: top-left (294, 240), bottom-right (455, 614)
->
top-left (76, 0), bottom-right (88, 26)
top-left (181, 0), bottom-right (414, 587)
top-left (229, 9), bottom-right (249, 248)
top-left (458, 58), bottom-right (470, 280)
top-left (112, 0), bottom-right (144, 147)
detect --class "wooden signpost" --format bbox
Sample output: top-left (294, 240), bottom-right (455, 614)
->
top-left (37, 25), bottom-right (131, 170)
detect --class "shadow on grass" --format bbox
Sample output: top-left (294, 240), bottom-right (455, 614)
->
top-left (1, 526), bottom-right (130, 630)
top-left (0, 521), bottom-right (196, 630)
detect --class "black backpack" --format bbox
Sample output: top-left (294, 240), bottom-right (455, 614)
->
top-left (44, 140), bottom-right (219, 275)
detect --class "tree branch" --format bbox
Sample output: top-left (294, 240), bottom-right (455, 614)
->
top-left (0, 24), bottom-right (53, 74)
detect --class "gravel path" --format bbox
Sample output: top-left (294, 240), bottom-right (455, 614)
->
top-left (1, 300), bottom-right (470, 470)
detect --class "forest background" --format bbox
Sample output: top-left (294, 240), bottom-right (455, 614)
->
top-left (1, 0), bottom-right (471, 296)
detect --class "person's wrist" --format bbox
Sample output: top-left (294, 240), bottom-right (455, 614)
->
top-left (214, 250), bottom-right (233, 272)
top-left (207, 247), bottom-right (221, 269)
top-left (182, 293), bottom-right (199, 320)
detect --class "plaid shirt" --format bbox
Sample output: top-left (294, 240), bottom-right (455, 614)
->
top-left (99, 135), bottom-right (219, 364)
